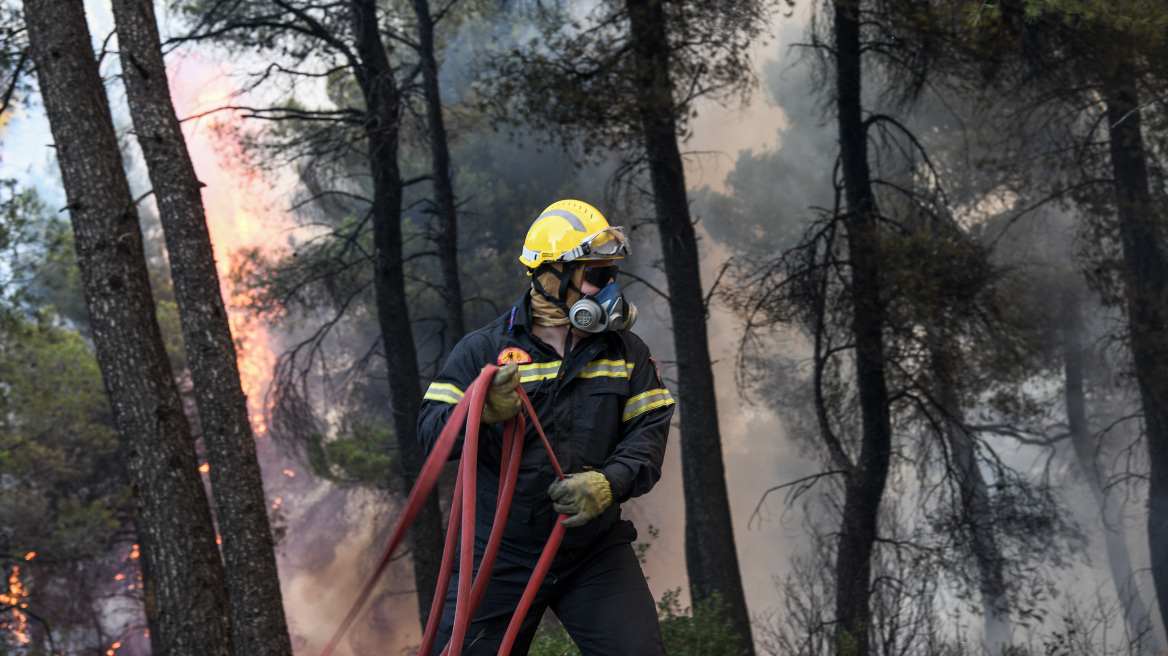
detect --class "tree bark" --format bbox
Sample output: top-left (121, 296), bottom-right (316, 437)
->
top-left (625, 0), bottom-right (754, 653)
top-left (25, 2), bottom-right (234, 654)
top-left (833, 1), bottom-right (894, 654)
top-left (110, 0), bottom-right (294, 653)
top-left (411, 0), bottom-right (465, 354)
top-left (1062, 288), bottom-right (1165, 654)
top-left (1102, 55), bottom-right (1168, 638)
top-left (350, 0), bottom-right (444, 628)
top-left (131, 518), bottom-right (165, 655)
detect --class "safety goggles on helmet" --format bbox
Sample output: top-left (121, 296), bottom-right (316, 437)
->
top-left (559, 227), bottom-right (630, 263)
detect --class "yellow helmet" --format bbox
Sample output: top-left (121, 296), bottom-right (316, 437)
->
top-left (519, 200), bottom-right (630, 268)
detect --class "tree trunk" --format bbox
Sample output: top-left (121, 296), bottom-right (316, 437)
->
top-left (25, 2), bottom-right (234, 654)
top-left (411, 0), bottom-right (465, 354)
top-left (111, 1), bottom-right (294, 653)
top-left (833, 1), bottom-right (894, 654)
top-left (1063, 287), bottom-right (1165, 653)
top-left (350, 0), bottom-right (444, 628)
top-left (625, 1), bottom-right (754, 653)
top-left (1103, 55), bottom-right (1168, 638)
top-left (929, 332), bottom-right (1011, 651)
top-left (131, 518), bottom-right (165, 655)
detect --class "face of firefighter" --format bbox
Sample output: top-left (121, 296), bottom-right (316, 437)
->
top-left (580, 259), bottom-right (615, 295)
top-left (569, 259), bottom-right (637, 333)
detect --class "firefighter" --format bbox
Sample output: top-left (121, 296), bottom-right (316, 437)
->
top-left (418, 199), bottom-right (675, 655)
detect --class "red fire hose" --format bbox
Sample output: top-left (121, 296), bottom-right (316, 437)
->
top-left (317, 365), bottom-right (567, 656)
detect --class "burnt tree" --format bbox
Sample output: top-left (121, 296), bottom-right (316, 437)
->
top-left (411, 0), bottom-right (465, 353)
top-left (25, 0), bottom-right (234, 653)
top-left (110, 0), bottom-right (294, 652)
top-left (1101, 56), bottom-right (1168, 632)
top-left (829, 3), bottom-right (894, 653)
top-left (625, 0), bottom-right (754, 652)
top-left (350, 0), bottom-right (445, 624)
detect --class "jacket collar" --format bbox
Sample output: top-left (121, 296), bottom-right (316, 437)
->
top-left (510, 293), bottom-right (534, 333)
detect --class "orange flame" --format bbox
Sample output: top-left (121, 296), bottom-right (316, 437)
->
top-left (168, 52), bottom-right (283, 437)
top-left (1, 566), bottom-right (31, 645)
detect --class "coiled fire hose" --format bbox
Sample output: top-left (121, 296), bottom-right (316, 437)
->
top-left (317, 364), bottom-right (568, 656)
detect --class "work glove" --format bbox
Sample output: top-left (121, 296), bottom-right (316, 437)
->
top-left (480, 363), bottom-right (521, 424)
top-left (548, 470), bottom-right (613, 528)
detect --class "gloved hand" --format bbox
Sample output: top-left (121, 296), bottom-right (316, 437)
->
top-left (480, 363), bottom-right (521, 424)
top-left (548, 470), bottom-right (613, 528)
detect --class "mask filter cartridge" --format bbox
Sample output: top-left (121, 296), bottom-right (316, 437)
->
top-left (569, 281), bottom-right (637, 333)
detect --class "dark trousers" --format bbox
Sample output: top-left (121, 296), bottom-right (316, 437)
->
top-left (433, 521), bottom-right (666, 656)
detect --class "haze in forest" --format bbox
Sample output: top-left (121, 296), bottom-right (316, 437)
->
top-left (3, 1), bottom-right (1168, 656)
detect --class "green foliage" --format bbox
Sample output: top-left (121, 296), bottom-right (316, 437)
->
top-left (0, 183), bottom-right (77, 318)
top-left (634, 523), bottom-right (660, 565)
top-left (0, 2), bottom-right (31, 121)
top-left (658, 590), bottom-right (749, 656)
top-left (479, 0), bottom-right (770, 157)
top-left (973, 0), bottom-right (1168, 34)
top-left (0, 180), bottom-right (139, 651)
top-left (528, 628), bottom-right (583, 656)
top-left (154, 299), bottom-right (188, 374)
top-left (528, 589), bottom-right (747, 656)
top-left (305, 424), bottom-right (398, 487)
top-left (0, 314), bottom-right (122, 563)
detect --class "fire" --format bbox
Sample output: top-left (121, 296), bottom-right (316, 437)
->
top-left (1, 566), bottom-right (31, 645)
top-left (22, 552), bottom-right (34, 561)
top-left (168, 52), bottom-right (283, 437)
top-left (199, 462), bottom-right (211, 474)
top-left (115, 574), bottom-right (126, 581)
top-left (283, 469), bottom-right (295, 477)
top-left (272, 497), bottom-right (283, 510)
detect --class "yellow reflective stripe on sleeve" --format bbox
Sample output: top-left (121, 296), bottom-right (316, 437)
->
top-left (518, 360), bottom-right (561, 383)
top-left (423, 382), bottom-right (464, 404)
top-left (622, 388), bottom-right (675, 421)
top-left (578, 359), bottom-right (634, 379)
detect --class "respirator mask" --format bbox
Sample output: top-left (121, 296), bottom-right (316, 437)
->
top-left (568, 265), bottom-right (638, 333)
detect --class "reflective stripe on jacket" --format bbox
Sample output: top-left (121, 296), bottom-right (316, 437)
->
top-left (417, 294), bottom-right (675, 565)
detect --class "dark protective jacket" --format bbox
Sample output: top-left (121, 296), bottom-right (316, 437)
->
top-left (417, 294), bottom-right (675, 566)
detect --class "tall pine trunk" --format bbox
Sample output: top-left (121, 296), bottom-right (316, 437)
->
top-left (110, 0), bottom-right (294, 652)
top-left (1063, 287), bottom-right (1165, 652)
top-left (833, 1), bottom-right (894, 654)
top-left (25, 2), bottom-right (234, 653)
top-left (625, 0), bottom-right (754, 653)
top-left (411, 0), bottom-right (464, 353)
top-left (1102, 54), bottom-right (1168, 637)
top-left (350, 0), bottom-right (444, 627)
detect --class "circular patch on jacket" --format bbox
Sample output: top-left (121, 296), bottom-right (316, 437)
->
top-left (498, 347), bottom-right (533, 365)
